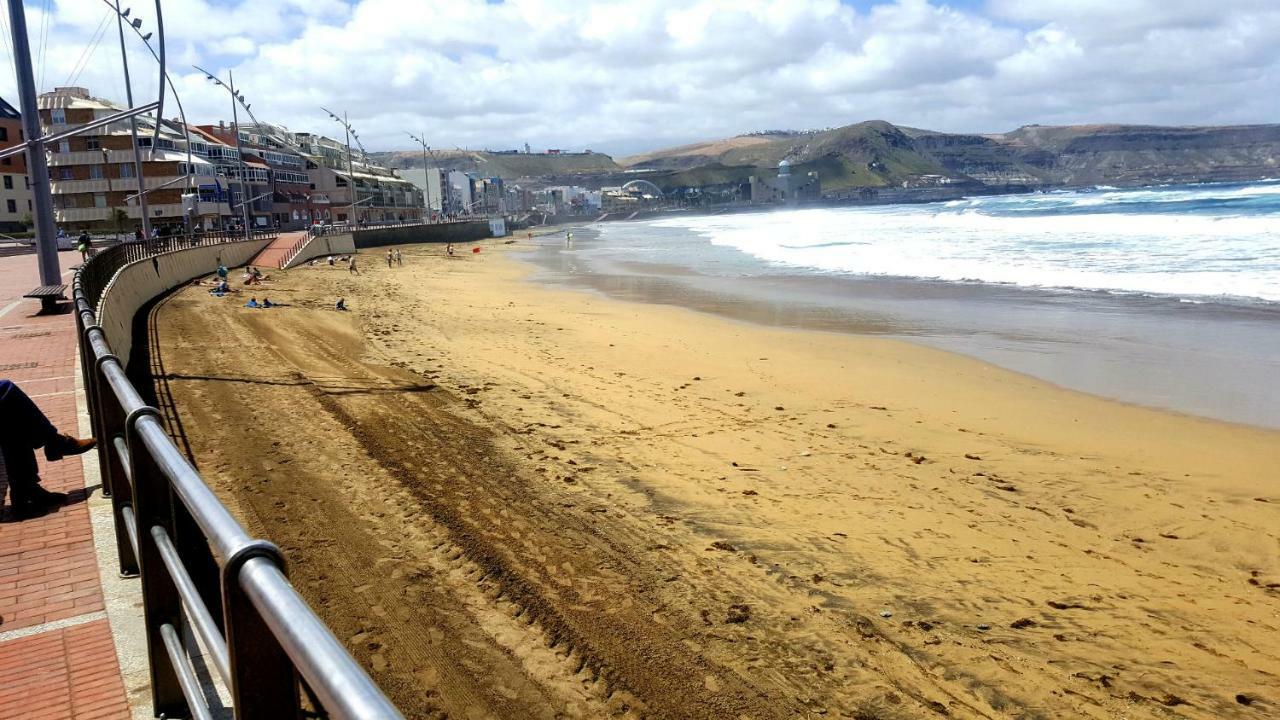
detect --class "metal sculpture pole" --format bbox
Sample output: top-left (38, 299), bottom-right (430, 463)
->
top-left (115, 0), bottom-right (152, 240)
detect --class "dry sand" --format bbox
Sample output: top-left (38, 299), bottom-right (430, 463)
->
top-left (150, 239), bottom-right (1280, 719)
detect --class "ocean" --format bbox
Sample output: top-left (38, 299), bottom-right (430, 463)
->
top-left (527, 180), bottom-right (1280, 427)
top-left (607, 180), bottom-right (1280, 305)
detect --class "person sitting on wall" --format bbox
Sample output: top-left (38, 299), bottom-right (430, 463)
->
top-left (245, 297), bottom-right (260, 308)
top-left (1, 379), bottom-right (97, 519)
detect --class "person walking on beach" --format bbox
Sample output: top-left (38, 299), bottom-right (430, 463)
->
top-left (1, 379), bottom-right (97, 519)
top-left (395, 248), bottom-right (402, 266)
top-left (349, 256), bottom-right (359, 274)
top-left (387, 249), bottom-right (394, 268)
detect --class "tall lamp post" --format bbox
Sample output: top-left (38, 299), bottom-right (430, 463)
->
top-left (196, 66), bottom-right (253, 242)
top-left (113, 1), bottom-right (152, 240)
top-left (406, 132), bottom-right (431, 221)
top-left (322, 109), bottom-right (360, 227)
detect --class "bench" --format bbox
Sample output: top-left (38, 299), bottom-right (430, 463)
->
top-left (24, 284), bottom-right (67, 313)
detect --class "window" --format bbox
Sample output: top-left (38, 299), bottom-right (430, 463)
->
top-left (120, 163), bottom-right (134, 178)
top-left (6, 200), bottom-right (14, 213)
top-left (58, 140), bottom-right (70, 154)
top-left (0, 127), bottom-right (7, 141)
top-left (86, 137), bottom-right (100, 150)
top-left (94, 193), bottom-right (107, 208)
top-left (59, 167), bottom-right (73, 180)
top-left (2, 176), bottom-right (10, 189)
top-left (51, 108), bottom-right (66, 124)
top-left (89, 165), bottom-right (104, 179)
top-left (3, 157), bottom-right (11, 166)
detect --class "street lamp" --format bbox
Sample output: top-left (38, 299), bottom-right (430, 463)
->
top-left (406, 132), bottom-right (431, 221)
top-left (322, 108), bottom-right (360, 227)
top-left (196, 65), bottom-right (254, 241)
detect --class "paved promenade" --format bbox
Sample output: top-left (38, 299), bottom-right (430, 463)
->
top-left (0, 250), bottom-right (135, 719)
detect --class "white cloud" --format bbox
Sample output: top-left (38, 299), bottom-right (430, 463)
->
top-left (2, 0), bottom-right (1278, 155)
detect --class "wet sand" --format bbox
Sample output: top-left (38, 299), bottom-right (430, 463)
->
top-left (527, 227), bottom-right (1280, 429)
top-left (152, 240), bottom-right (1280, 718)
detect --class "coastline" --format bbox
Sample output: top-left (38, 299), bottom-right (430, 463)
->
top-left (154, 240), bottom-right (1279, 717)
top-left (517, 225), bottom-right (1280, 429)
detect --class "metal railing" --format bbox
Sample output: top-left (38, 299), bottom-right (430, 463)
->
top-left (73, 238), bottom-right (403, 720)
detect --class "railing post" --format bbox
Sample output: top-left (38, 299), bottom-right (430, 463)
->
top-left (127, 410), bottom-right (188, 718)
top-left (172, 495), bottom-right (226, 632)
top-left (96, 354), bottom-right (138, 576)
top-left (223, 543), bottom-right (300, 719)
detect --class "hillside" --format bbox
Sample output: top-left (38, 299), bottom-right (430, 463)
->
top-left (617, 121), bottom-right (1280, 193)
top-left (367, 149), bottom-right (620, 179)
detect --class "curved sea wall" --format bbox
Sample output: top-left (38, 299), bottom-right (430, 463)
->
top-left (96, 238), bottom-right (273, 368)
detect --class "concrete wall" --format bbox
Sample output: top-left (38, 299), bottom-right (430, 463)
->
top-left (351, 220), bottom-right (492, 249)
top-left (96, 238), bottom-right (273, 367)
top-left (283, 233), bottom-right (357, 268)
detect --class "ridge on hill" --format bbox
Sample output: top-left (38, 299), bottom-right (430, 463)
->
top-left (372, 121), bottom-right (1280, 193)
top-left (617, 121), bottom-right (1280, 192)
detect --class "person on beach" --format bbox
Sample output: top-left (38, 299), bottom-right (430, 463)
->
top-left (327, 255), bottom-right (335, 266)
top-left (446, 243), bottom-right (455, 257)
top-left (349, 256), bottom-right (359, 274)
top-left (335, 298), bottom-right (347, 311)
top-left (262, 297), bottom-right (274, 308)
top-left (395, 249), bottom-right (402, 266)
top-left (216, 263), bottom-right (228, 280)
top-left (1, 379), bottom-right (97, 519)
top-left (387, 249), bottom-right (394, 268)
top-left (246, 297), bottom-right (260, 308)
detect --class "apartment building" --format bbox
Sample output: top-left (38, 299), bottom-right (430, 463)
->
top-left (38, 86), bottom-right (225, 232)
top-left (0, 97), bottom-right (32, 231)
top-left (290, 130), bottom-right (424, 224)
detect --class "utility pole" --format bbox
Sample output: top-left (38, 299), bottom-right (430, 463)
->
top-left (115, 0), bottom-right (151, 241)
top-left (7, 0), bottom-right (59, 295)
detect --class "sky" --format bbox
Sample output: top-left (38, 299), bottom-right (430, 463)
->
top-left (1, 0), bottom-right (1277, 157)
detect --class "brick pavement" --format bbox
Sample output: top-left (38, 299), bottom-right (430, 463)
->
top-left (0, 249), bottom-right (132, 719)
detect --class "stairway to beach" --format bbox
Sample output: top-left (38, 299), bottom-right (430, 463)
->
top-left (250, 231), bottom-right (309, 268)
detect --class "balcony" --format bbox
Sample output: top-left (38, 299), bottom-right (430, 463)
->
top-left (48, 149), bottom-right (140, 166)
top-left (50, 179), bottom-right (111, 194)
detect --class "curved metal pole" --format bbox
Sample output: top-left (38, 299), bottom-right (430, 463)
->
top-left (151, 0), bottom-right (166, 148)
top-left (113, 0), bottom-right (151, 240)
top-left (117, 7), bottom-right (194, 238)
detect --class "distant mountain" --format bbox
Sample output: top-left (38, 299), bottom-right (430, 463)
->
top-left (372, 122), bottom-right (1280, 194)
top-left (619, 121), bottom-right (1280, 192)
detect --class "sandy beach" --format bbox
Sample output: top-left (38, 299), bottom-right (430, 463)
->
top-left (149, 238), bottom-right (1279, 718)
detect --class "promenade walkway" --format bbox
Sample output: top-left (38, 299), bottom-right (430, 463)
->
top-left (0, 250), bottom-right (135, 719)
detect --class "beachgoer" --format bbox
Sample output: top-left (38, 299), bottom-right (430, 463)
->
top-left (335, 298), bottom-right (347, 311)
top-left (262, 298), bottom-right (274, 308)
top-left (216, 264), bottom-right (228, 279)
top-left (349, 257), bottom-right (359, 274)
top-left (245, 297), bottom-right (260, 308)
top-left (395, 248), bottom-right (402, 266)
top-left (1, 379), bottom-right (96, 519)
top-left (327, 255), bottom-right (334, 266)
top-left (387, 249), bottom-right (394, 268)
top-left (446, 243), bottom-right (455, 256)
